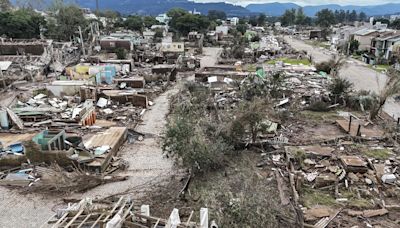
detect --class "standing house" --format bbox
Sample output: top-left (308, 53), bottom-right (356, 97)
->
top-left (155, 13), bottom-right (171, 24)
top-left (371, 32), bottom-right (400, 62)
top-left (352, 29), bottom-right (379, 51)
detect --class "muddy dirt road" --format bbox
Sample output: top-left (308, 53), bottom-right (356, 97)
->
top-left (284, 36), bottom-right (400, 119)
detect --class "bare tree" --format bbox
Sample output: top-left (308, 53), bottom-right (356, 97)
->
top-left (370, 69), bottom-right (400, 120)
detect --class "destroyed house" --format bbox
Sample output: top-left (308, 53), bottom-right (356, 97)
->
top-left (0, 39), bottom-right (52, 56)
top-left (32, 130), bottom-right (67, 151)
top-left (100, 33), bottom-right (141, 51)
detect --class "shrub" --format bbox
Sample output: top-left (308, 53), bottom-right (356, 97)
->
top-left (308, 101), bottom-right (329, 112)
top-left (329, 77), bottom-right (353, 97)
top-left (315, 61), bottom-right (332, 73)
top-left (115, 47), bottom-right (127, 59)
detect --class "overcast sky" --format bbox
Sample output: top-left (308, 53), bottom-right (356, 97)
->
top-left (191, 0), bottom-right (400, 6)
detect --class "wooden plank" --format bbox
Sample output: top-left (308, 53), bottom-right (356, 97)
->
top-left (51, 210), bottom-right (70, 228)
top-left (185, 211), bottom-right (194, 226)
top-left (6, 107), bottom-right (24, 129)
top-left (153, 219), bottom-right (160, 228)
top-left (77, 214), bottom-right (92, 228)
top-left (90, 213), bottom-right (105, 228)
top-left (274, 169), bottom-right (290, 206)
top-left (102, 197), bottom-right (124, 223)
top-left (64, 208), bottom-right (84, 228)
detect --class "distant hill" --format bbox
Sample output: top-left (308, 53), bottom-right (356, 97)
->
top-left (14, 0), bottom-right (250, 16)
top-left (246, 2), bottom-right (400, 17)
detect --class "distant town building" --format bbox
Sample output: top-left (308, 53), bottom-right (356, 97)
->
top-left (390, 15), bottom-right (400, 22)
top-left (156, 14), bottom-right (171, 24)
top-left (215, 25), bottom-right (229, 36)
top-left (188, 9), bottom-right (201, 15)
top-left (227, 17), bottom-right (239, 26)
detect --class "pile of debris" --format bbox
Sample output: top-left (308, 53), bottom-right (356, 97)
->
top-left (46, 196), bottom-right (214, 228)
top-left (0, 164), bottom-right (127, 194)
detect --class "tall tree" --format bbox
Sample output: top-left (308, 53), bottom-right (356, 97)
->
top-left (280, 9), bottom-right (296, 26)
top-left (124, 16), bottom-right (143, 31)
top-left (143, 16), bottom-right (158, 28)
top-left (295, 8), bottom-right (306, 25)
top-left (0, 9), bottom-right (45, 38)
top-left (257, 13), bottom-right (267, 26)
top-left (390, 19), bottom-right (400, 29)
top-left (349, 10), bottom-right (357, 22)
top-left (249, 15), bottom-right (258, 26)
top-left (208, 10), bottom-right (226, 21)
top-left (46, 4), bottom-right (87, 41)
top-left (358, 12), bottom-right (367, 22)
top-left (316, 9), bottom-right (335, 27)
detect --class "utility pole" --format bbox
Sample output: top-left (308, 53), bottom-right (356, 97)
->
top-left (96, 0), bottom-right (99, 13)
top-left (78, 26), bottom-right (86, 57)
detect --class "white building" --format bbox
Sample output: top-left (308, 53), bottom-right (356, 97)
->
top-left (216, 25), bottom-right (229, 36)
top-left (227, 17), bottom-right (239, 26)
top-left (188, 9), bottom-right (201, 15)
top-left (390, 15), bottom-right (400, 22)
top-left (156, 14), bottom-right (171, 24)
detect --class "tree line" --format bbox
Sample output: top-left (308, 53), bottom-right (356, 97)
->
top-left (280, 8), bottom-right (368, 27)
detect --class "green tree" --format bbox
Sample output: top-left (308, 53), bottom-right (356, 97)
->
top-left (359, 12), bottom-right (367, 21)
top-left (281, 9), bottom-right (296, 26)
top-left (316, 9), bottom-right (335, 27)
top-left (0, 9), bottom-right (45, 38)
top-left (208, 10), bottom-right (226, 20)
top-left (47, 5), bottom-right (87, 41)
top-left (349, 10), bottom-right (357, 22)
top-left (124, 16), bottom-right (143, 31)
top-left (173, 14), bottom-right (210, 35)
top-left (295, 8), bottom-right (306, 25)
top-left (115, 47), bottom-right (126, 60)
top-left (391, 19), bottom-right (400, 29)
top-left (374, 18), bottom-right (390, 25)
top-left (349, 39), bottom-right (360, 54)
top-left (257, 13), bottom-right (267, 26)
top-left (249, 15), bottom-right (258, 26)
top-left (236, 24), bottom-right (247, 34)
top-left (143, 16), bottom-right (158, 28)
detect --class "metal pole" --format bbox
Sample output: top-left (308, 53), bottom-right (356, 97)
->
top-left (348, 115), bottom-right (352, 133)
top-left (78, 26), bottom-right (86, 57)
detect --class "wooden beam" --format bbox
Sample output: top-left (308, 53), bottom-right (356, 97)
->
top-left (77, 214), bottom-right (92, 228)
top-left (90, 213), bottom-right (105, 228)
top-left (64, 208), bottom-right (84, 228)
top-left (102, 197), bottom-right (124, 223)
top-left (153, 219), bottom-right (160, 228)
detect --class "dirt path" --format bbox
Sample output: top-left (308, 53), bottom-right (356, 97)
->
top-left (0, 88), bottom-right (179, 228)
top-left (79, 87), bottom-right (178, 199)
top-left (0, 48), bottom-right (222, 227)
top-left (284, 36), bottom-right (400, 119)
